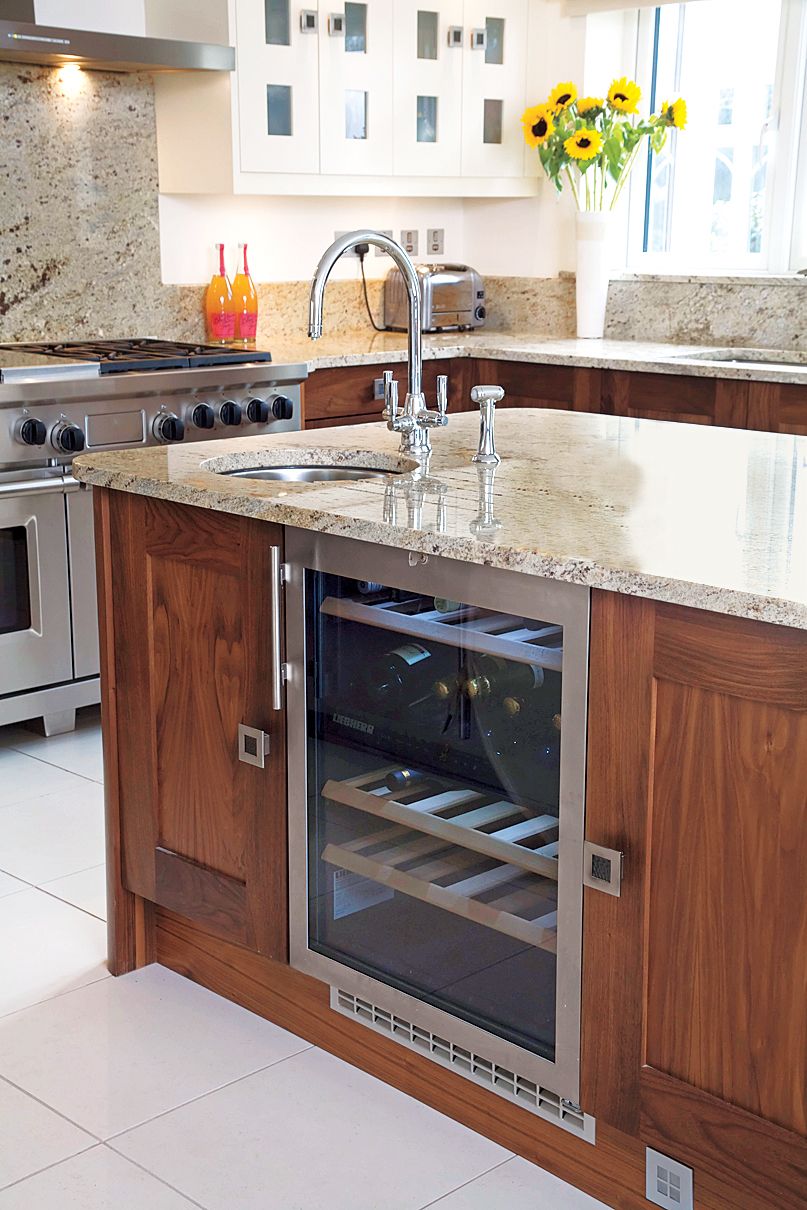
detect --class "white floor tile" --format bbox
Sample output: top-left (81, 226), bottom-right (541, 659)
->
top-left (0, 890), bottom-right (108, 1018)
top-left (0, 781), bottom-right (104, 884)
top-left (113, 1045), bottom-right (511, 1210)
top-left (7, 714), bottom-right (103, 784)
top-left (0, 1077), bottom-right (94, 1190)
top-left (0, 750), bottom-right (92, 810)
top-left (0, 871), bottom-right (27, 898)
top-left (0, 1146), bottom-right (199, 1209)
top-left (0, 965), bottom-right (310, 1139)
top-left (423, 1156), bottom-right (611, 1209)
top-left (41, 865), bottom-right (107, 921)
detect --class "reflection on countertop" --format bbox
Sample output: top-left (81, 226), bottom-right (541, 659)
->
top-left (74, 408), bottom-right (807, 630)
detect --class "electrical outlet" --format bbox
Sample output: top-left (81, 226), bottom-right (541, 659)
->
top-left (374, 229), bottom-right (394, 256)
top-left (426, 227), bottom-right (445, 255)
top-left (400, 229), bottom-right (419, 255)
top-left (646, 1148), bottom-right (694, 1210)
top-left (333, 231), bottom-right (361, 257)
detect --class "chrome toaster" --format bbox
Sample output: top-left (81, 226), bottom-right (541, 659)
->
top-left (384, 263), bottom-right (486, 332)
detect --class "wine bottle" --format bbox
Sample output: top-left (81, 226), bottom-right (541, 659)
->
top-left (232, 242), bottom-right (258, 348)
top-left (204, 243), bottom-right (235, 345)
top-left (365, 641), bottom-right (434, 706)
top-left (384, 768), bottom-right (427, 792)
top-left (464, 654), bottom-right (545, 701)
top-left (433, 597), bottom-right (462, 614)
top-left (357, 581), bottom-right (384, 594)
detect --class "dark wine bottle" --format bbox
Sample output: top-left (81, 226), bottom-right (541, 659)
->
top-left (365, 641), bottom-right (434, 706)
top-left (385, 768), bottom-right (427, 792)
top-left (464, 654), bottom-right (545, 701)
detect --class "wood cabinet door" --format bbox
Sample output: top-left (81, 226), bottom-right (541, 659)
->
top-left (583, 592), bottom-right (807, 1210)
top-left (102, 490), bottom-right (287, 961)
top-left (303, 359), bottom-right (470, 426)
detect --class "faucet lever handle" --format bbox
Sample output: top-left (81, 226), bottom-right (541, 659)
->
top-left (387, 379), bottom-right (399, 422)
top-left (381, 370), bottom-right (395, 420)
top-left (436, 374), bottom-right (449, 417)
top-left (470, 384), bottom-right (505, 407)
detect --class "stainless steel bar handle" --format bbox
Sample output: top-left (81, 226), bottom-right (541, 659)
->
top-left (270, 544), bottom-right (285, 711)
top-left (0, 474), bottom-right (69, 498)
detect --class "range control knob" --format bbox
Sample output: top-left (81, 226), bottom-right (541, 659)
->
top-left (219, 400), bottom-right (242, 427)
top-left (51, 422), bottom-right (85, 454)
top-left (192, 403), bottom-right (215, 430)
top-left (153, 412), bottom-right (185, 444)
top-left (271, 395), bottom-right (294, 421)
top-left (18, 417), bottom-right (47, 446)
top-left (246, 398), bottom-right (270, 424)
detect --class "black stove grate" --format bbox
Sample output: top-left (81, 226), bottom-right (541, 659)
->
top-left (0, 339), bottom-right (272, 374)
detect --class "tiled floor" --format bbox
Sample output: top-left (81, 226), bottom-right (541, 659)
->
top-left (0, 709), bottom-right (610, 1209)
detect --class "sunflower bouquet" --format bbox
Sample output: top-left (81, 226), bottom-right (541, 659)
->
top-left (522, 78), bottom-right (687, 210)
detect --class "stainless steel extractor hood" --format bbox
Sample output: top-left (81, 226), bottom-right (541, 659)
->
top-left (0, 3), bottom-right (234, 72)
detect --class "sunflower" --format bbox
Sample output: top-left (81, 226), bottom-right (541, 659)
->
top-left (564, 128), bottom-right (603, 161)
top-left (576, 96), bottom-right (604, 117)
top-left (607, 76), bottom-right (641, 114)
top-left (548, 81), bottom-right (578, 113)
top-left (660, 97), bottom-right (687, 129)
top-left (521, 103), bottom-right (555, 147)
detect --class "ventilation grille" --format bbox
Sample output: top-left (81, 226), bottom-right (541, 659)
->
top-left (331, 987), bottom-right (596, 1144)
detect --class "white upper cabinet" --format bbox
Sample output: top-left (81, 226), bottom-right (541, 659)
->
top-left (460, 0), bottom-right (528, 177)
top-left (392, 0), bottom-right (464, 177)
top-left (154, 0), bottom-right (538, 195)
top-left (319, 0), bottom-right (395, 175)
top-left (236, 0), bottom-right (320, 173)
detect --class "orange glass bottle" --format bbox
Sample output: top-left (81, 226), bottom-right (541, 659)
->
top-left (232, 242), bottom-right (258, 347)
top-left (204, 243), bottom-right (235, 344)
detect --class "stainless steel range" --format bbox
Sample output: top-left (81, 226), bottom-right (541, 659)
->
top-left (0, 339), bottom-right (307, 734)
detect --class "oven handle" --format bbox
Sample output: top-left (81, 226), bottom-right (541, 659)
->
top-left (0, 474), bottom-right (78, 499)
top-left (270, 544), bottom-right (287, 711)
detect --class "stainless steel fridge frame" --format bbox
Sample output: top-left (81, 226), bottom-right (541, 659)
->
top-left (285, 529), bottom-right (590, 1104)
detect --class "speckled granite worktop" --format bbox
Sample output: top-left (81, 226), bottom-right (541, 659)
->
top-left (74, 409), bottom-right (807, 630)
top-left (270, 330), bottom-right (807, 386)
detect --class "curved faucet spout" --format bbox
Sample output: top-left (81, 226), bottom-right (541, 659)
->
top-left (308, 230), bottom-right (422, 401)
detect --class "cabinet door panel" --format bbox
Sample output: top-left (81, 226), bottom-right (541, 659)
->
top-left (109, 492), bottom-right (287, 960)
top-left (319, 0), bottom-right (394, 174)
top-left (460, 0), bottom-right (527, 178)
top-left (236, 0), bottom-right (320, 174)
top-left (392, 0), bottom-right (464, 176)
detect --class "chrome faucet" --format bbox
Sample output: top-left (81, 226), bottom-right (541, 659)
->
top-left (470, 385), bottom-right (504, 465)
top-left (308, 230), bottom-right (449, 459)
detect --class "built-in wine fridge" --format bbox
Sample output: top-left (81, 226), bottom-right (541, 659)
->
top-left (286, 531), bottom-right (591, 1133)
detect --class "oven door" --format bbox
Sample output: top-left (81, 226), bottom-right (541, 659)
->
top-left (0, 473), bottom-right (73, 696)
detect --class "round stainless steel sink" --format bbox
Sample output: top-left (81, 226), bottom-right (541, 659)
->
top-left (221, 464), bottom-right (403, 483)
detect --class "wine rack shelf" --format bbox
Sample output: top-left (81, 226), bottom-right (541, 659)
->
top-left (320, 597), bottom-right (563, 672)
top-left (321, 766), bottom-right (559, 950)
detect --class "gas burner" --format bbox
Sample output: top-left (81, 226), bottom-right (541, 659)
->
top-left (0, 339), bottom-right (273, 374)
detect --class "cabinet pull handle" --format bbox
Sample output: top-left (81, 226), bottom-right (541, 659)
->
top-left (270, 545), bottom-right (287, 711)
top-left (582, 841), bottom-right (623, 897)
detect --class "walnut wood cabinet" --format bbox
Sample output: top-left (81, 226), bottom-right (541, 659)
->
top-left (95, 489), bottom-right (288, 971)
top-left (582, 592), bottom-right (807, 1210)
top-left (95, 487), bottom-right (807, 1209)
top-left (303, 356), bottom-right (807, 435)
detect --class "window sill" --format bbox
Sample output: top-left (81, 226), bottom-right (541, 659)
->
top-left (614, 272), bottom-right (806, 287)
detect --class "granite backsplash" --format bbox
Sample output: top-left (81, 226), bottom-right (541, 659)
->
top-left (1, 62), bottom-right (803, 350)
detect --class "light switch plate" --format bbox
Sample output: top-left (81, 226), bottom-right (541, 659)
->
top-left (426, 227), bottom-right (445, 255)
top-left (400, 229), bottom-right (418, 255)
top-left (646, 1147), bottom-right (694, 1210)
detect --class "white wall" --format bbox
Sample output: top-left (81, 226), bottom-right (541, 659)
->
top-left (157, 0), bottom-right (596, 284)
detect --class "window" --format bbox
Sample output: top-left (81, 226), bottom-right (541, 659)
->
top-left (627, 0), bottom-right (807, 273)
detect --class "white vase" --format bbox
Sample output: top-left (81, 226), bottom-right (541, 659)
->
top-left (575, 210), bottom-right (612, 339)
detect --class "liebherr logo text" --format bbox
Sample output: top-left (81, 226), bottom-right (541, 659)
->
top-left (332, 713), bottom-right (375, 735)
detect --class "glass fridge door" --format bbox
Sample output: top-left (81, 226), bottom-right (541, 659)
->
top-left (288, 538), bottom-right (588, 1099)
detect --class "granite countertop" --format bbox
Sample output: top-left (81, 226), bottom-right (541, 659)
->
top-left (73, 409), bottom-right (807, 630)
top-left (267, 330), bottom-right (807, 386)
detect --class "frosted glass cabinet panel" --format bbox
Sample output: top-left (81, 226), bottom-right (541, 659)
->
top-left (460, 0), bottom-right (528, 177)
top-left (319, 0), bottom-right (395, 174)
top-left (393, 0), bottom-right (464, 176)
top-left (236, 0), bottom-right (320, 173)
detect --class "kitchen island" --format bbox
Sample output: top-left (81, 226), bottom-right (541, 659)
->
top-left (74, 409), bottom-right (807, 1210)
